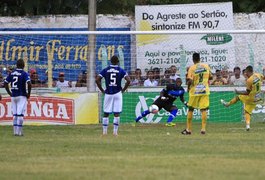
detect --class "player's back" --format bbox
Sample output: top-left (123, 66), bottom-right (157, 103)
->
top-left (5, 69), bottom-right (29, 97)
top-left (248, 73), bottom-right (263, 100)
top-left (100, 65), bottom-right (127, 94)
top-left (188, 63), bottom-right (211, 96)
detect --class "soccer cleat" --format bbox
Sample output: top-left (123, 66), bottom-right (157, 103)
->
top-left (165, 122), bottom-right (176, 127)
top-left (220, 99), bottom-right (229, 107)
top-left (246, 124), bottom-right (250, 131)
top-left (200, 131), bottom-right (206, 135)
top-left (181, 129), bottom-right (191, 135)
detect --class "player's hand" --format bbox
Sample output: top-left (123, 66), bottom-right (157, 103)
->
top-left (161, 96), bottom-right (168, 100)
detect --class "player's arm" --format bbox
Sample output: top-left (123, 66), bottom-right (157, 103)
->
top-left (27, 81), bottom-right (32, 99)
top-left (186, 78), bottom-right (192, 92)
top-left (95, 75), bottom-right (105, 93)
top-left (235, 78), bottom-right (252, 95)
top-left (4, 82), bottom-right (11, 97)
top-left (235, 88), bottom-right (250, 95)
top-left (122, 75), bottom-right (131, 93)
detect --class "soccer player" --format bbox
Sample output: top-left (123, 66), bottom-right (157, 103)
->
top-left (182, 53), bottom-right (212, 135)
top-left (135, 78), bottom-right (188, 126)
top-left (221, 65), bottom-right (265, 131)
top-left (95, 55), bottom-right (131, 136)
top-left (4, 59), bottom-right (31, 136)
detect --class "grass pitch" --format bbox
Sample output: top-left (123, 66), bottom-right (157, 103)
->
top-left (1, 122), bottom-right (265, 180)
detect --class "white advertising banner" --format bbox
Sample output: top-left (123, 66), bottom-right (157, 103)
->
top-left (135, 2), bottom-right (235, 78)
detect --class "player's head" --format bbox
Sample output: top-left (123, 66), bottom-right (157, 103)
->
top-left (192, 53), bottom-right (200, 63)
top-left (16, 59), bottom-right (25, 69)
top-left (110, 55), bottom-right (119, 65)
top-left (175, 77), bottom-right (182, 86)
top-left (245, 65), bottom-right (253, 77)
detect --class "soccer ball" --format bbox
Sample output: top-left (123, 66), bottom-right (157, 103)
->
top-left (149, 104), bottom-right (159, 114)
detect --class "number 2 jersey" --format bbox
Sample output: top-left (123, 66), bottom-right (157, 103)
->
top-left (99, 65), bottom-right (128, 94)
top-left (4, 69), bottom-right (30, 97)
top-left (187, 63), bottom-right (211, 96)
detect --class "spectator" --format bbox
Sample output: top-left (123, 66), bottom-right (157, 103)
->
top-left (143, 70), bottom-right (158, 87)
top-left (75, 71), bottom-right (87, 87)
top-left (211, 70), bottom-right (227, 85)
top-left (161, 69), bottom-right (174, 86)
top-left (169, 65), bottom-right (180, 81)
top-left (229, 66), bottom-right (246, 86)
top-left (0, 73), bottom-right (4, 88)
top-left (221, 68), bottom-right (229, 85)
top-left (54, 72), bottom-right (72, 88)
top-left (30, 70), bottom-right (46, 88)
top-left (130, 68), bottom-right (144, 86)
top-left (153, 67), bottom-right (161, 85)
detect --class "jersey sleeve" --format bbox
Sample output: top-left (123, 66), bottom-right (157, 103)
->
top-left (4, 74), bottom-right (11, 84)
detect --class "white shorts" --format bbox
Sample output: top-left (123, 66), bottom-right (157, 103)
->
top-left (104, 92), bottom-right (122, 114)
top-left (11, 96), bottom-right (27, 116)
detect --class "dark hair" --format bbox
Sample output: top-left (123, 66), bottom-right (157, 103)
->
top-left (16, 59), bottom-right (25, 69)
top-left (233, 66), bottom-right (241, 72)
top-left (153, 67), bottom-right (160, 72)
top-left (192, 53), bottom-right (200, 62)
top-left (111, 55), bottom-right (119, 65)
top-left (245, 65), bottom-right (253, 73)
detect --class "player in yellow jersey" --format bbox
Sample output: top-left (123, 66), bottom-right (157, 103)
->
top-left (181, 53), bottom-right (212, 135)
top-left (221, 65), bottom-right (265, 131)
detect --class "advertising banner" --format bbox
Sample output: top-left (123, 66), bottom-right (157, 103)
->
top-left (121, 91), bottom-right (242, 123)
top-left (0, 92), bottom-right (99, 125)
top-left (0, 28), bottom-right (131, 81)
top-left (135, 2), bottom-right (235, 78)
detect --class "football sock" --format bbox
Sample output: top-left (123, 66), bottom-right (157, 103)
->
top-left (135, 110), bottom-right (150, 122)
top-left (187, 110), bottom-right (193, 132)
top-left (102, 117), bottom-right (109, 135)
top-left (13, 116), bottom-right (18, 135)
top-left (17, 116), bottom-right (24, 136)
top-left (113, 117), bottom-right (120, 135)
top-left (229, 97), bottom-right (239, 106)
top-left (201, 110), bottom-right (207, 131)
top-left (167, 109), bottom-right (178, 123)
top-left (245, 112), bottom-right (251, 126)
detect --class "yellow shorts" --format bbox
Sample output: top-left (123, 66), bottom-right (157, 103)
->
top-left (238, 95), bottom-right (256, 114)
top-left (188, 95), bottom-right (209, 109)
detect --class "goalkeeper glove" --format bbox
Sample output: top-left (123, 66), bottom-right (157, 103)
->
top-left (161, 96), bottom-right (168, 100)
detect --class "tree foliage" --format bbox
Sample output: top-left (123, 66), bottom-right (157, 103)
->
top-left (0, 0), bottom-right (265, 16)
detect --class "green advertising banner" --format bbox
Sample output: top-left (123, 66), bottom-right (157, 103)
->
top-left (119, 91), bottom-right (243, 123)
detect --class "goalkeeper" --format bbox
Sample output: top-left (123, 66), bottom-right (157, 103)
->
top-left (135, 78), bottom-right (187, 126)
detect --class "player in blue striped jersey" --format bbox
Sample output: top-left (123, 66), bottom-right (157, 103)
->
top-left (4, 59), bottom-right (31, 136)
top-left (96, 55), bottom-right (131, 136)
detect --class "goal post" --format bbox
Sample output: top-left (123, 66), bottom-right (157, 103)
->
top-left (0, 30), bottom-right (264, 124)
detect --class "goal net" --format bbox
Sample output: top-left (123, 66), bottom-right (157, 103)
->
top-left (0, 2), bottom-right (265, 125)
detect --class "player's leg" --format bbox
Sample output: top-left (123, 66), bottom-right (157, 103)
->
top-left (11, 97), bottom-right (18, 135)
top-left (102, 94), bottom-right (113, 135)
top-left (135, 109), bottom-right (150, 122)
top-left (16, 96), bottom-right (27, 136)
top-left (112, 92), bottom-right (123, 136)
top-left (182, 96), bottom-right (197, 134)
top-left (244, 104), bottom-right (256, 131)
top-left (165, 105), bottom-right (178, 127)
top-left (200, 95), bottom-right (209, 134)
top-left (221, 96), bottom-right (239, 107)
